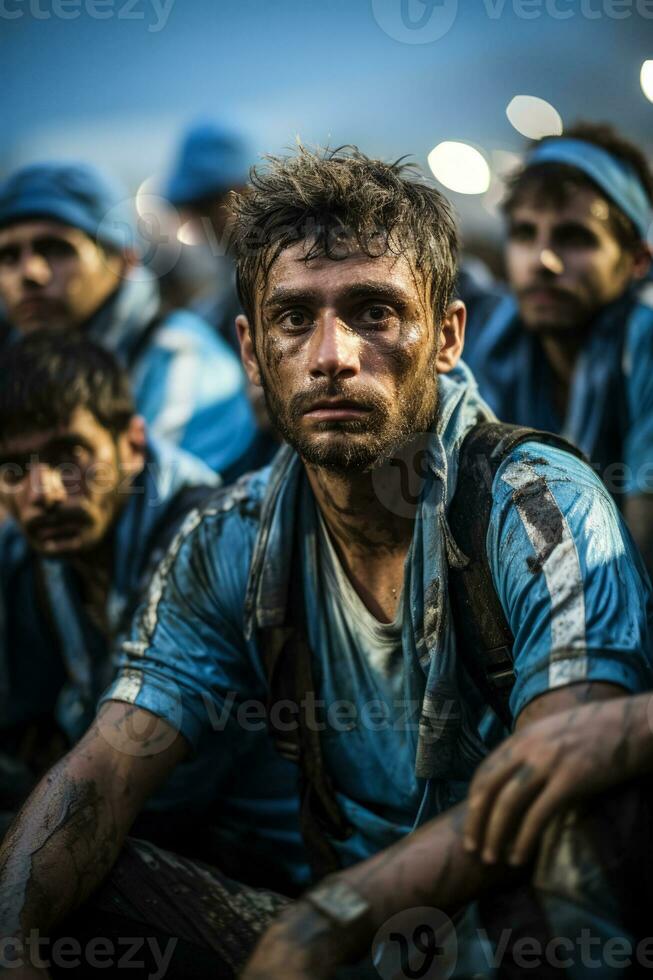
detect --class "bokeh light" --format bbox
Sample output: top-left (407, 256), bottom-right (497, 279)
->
top-left (641, 61), bottom-right (653, 104)
top-left (427, 141), bottom-right (491, 195)
top-left (506, 95), bottom-right (563, 140)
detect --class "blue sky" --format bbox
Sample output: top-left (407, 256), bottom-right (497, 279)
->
top-left (3, 0), bottom-right (652, 234)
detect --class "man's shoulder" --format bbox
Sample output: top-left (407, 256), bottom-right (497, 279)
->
top-left (625, 281), bottom-right (653, 362)
top-left (162, 466), bottom-right (272, 562)
top-left (151, 307), bottom-right (239, 361)
top-left (0, 517), bottom-right (32, 576)
top-left (492, 438), bottom-right (605, 502)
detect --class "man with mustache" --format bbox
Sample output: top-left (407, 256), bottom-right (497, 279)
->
top-left (462, 122), bottom-right (653, 576)
top-left (1, 147), bottom-right (652, 979)
top-left (0, 162), bottom-right (260, 481)
top-left (0, 333), bottom-right (218, 832)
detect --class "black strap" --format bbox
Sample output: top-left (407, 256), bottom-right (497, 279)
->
top-left (448, 422), bottom-right (585, 728)
top-left (259, 535), bottom-right (352, 881)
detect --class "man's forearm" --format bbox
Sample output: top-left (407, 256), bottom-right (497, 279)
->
top-left (246, 802), bottom-right (513, 978)
top-left (0, 702), bottom-right (186, 976)
top-left (0, 752), bottom-right (125, 961)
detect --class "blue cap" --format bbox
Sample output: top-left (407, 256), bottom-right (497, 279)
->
top-left (526, 138), bottom-right (653, 241)
top-left (0, 161), bottom-right (133, 251)
top-left (165, 122), bottom-right (251, 207)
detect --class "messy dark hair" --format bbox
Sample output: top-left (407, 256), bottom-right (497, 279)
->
top-left (228, 145), bottom-right (459, 331)
top-left (0, 331), bottom-right (135, 443)
top-left (502, 122), bottom-right (653, 249)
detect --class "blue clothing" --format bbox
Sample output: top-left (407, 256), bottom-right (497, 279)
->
top-left (0, 439), bottom-right (219, 744)
top-left (464, 280), bottom-right (653, 501)
top-left (85, 272), bottom-right (259, 480)
top-left (103, 364), bottom-right (653, 889)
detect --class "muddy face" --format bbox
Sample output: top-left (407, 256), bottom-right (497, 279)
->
top-left (247, 243), bottom-right (441, 473)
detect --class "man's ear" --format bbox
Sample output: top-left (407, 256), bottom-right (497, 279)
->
top-left (118, 415), bottom-right (147, 478)
top-left (236, 314), bottom-right (262, 387)
top-left (632, 242), bottom-right (652, 282)
top-left (436, 300), bottom-right (466, 374)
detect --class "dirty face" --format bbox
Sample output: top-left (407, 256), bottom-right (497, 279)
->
top-left (0, 407), bottom-right (145, 556)
top-left (505, 186), bottom-right (638, 334)
top-left (239, 244), bottom-right (457, 473)
top-left (0, 220), bottom-right (125, 334)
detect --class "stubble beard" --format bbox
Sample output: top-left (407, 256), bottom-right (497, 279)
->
top-left (261, 361), bottom-right (440, 475)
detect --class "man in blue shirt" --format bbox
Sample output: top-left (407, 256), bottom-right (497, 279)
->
top-left (0, 162), bottom-right (260, 480)
top-left (1, 148), bottom-right (652, 980)
top-left (462, 122), bottom-right (653, 576)
top-left (0, 334), bottom-right (218, 832)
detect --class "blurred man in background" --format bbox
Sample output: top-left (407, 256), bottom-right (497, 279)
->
top-left (463, 123), bottom-right (653, 575)
top-left (162, 120), bottom-right (250, 353)
top-left (0, 334), bottom-right (218, 833)
top-left (0, 161), bottom-right (260, 480)
top-left (162, 121), bottom-right (279, 458)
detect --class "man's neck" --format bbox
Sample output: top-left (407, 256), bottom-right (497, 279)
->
top-left (305, 462), bottom-right (415, 624)
top-left (537, 331), bottom-right (587, 420)
top-left (69, 536), bottom-right (115, 635)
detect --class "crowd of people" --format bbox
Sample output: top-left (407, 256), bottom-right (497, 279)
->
top-left (0, 119), bottom-right (652, 979)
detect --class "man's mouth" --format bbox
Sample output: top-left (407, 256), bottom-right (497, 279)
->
top-left (15, 298), bottom-right (58, 319)
top-left (27, 514), bottom-right (88, 543)
top-left (303, 399), bottom-right (372, 422)
top-left (521, 286), bottom-right (574, 305)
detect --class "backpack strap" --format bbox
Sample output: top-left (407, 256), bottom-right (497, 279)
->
top-left (259, 538), bottom-right (352, 881)
top-left (448, 421), bottom-right (585, 728)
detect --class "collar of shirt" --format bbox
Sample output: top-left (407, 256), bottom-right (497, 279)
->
top-left (86, 267), bottom-right (161, 363)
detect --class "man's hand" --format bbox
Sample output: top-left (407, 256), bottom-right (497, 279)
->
top-left (463, 693), bottom-right (653, 867)
top-left (241, 903), bottom-right (340, 980)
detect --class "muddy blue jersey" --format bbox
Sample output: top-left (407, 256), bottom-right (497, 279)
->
top-left (103, 365), bottom-right (653, 889)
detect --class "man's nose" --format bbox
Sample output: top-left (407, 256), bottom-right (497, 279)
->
top-left (20, 250), bottom-right (52, 286)
top-left (308, 315), bottom-right (361, 380)
top-left (536, 247), bottom-right (564, 276)
top-left (28, 463), bottom-right (66, 507)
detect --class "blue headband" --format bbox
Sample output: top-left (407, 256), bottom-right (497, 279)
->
top-left (526, 138), bottom-right (652, 241)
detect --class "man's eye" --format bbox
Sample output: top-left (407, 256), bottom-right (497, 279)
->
top-left (37, 239), bottom-right (75, 260)
top-left (279, 310), bottom-right (310, 330)
top-left (0, 464), bottom-right (25, 487)
top-left (555, 229), bottom-right (597, 249)
top-left (360, 305), bottom-right (393, 325)
top-left (0, 248), bottom-right (19, 266)
top-left (53, 446), bottom-right (89, 469)
top-left (508, 225), bottom-right (535, 243)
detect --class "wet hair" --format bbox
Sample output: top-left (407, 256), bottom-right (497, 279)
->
top-left (0, 331), bottom-right (135, 443)
top-left (502, 122), bottom-right (653, 249)
top-left (228, 145), bottom-right (459, 329)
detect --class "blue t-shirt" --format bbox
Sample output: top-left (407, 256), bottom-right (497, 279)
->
top-left (103, 366), bottom-right (653, 890)
top-left (463, 280), bottom-right (653, 501)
